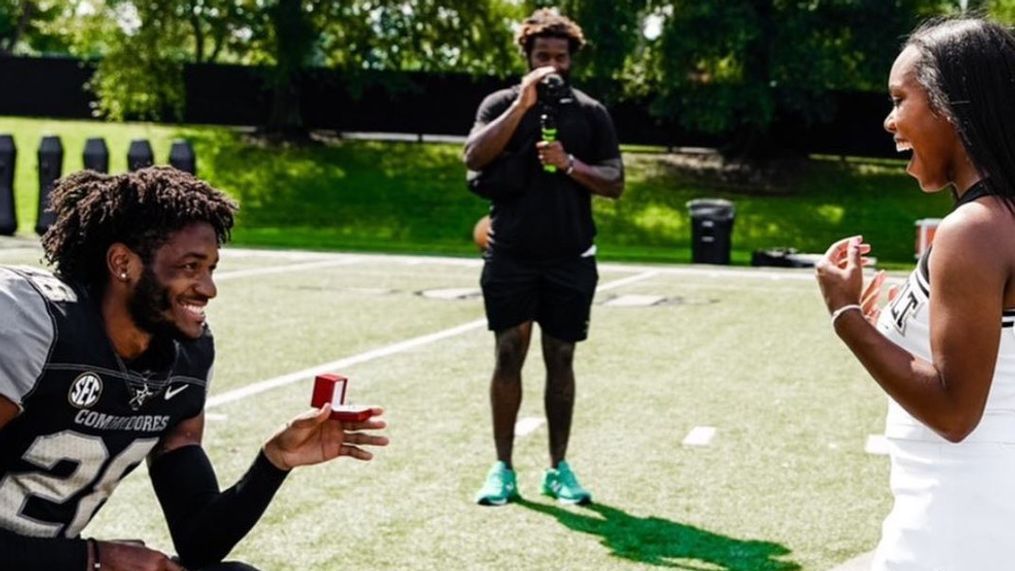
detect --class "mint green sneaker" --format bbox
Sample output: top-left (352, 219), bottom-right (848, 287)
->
top-left (541, 460), bottom-right (592, 505)
top-left (475, 461), bottom-right (520, 506)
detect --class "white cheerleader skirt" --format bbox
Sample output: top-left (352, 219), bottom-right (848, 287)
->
top-left (872, 433), bottom-right (1015, 570)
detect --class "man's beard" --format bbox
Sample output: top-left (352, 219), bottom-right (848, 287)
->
top-left (129, 265), bottom-right (189, 342)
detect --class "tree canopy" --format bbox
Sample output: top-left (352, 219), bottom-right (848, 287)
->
top-left (3, 0), bottom-right (1006, 147)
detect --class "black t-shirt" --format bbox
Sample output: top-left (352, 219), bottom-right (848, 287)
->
top-left (0, 266), bottom-right (212, 540)
top-left (470, 86), bottom-right (621, 260)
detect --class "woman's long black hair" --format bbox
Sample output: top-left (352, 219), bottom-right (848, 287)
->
top-left (906, 18), bottom-right (1015, 209)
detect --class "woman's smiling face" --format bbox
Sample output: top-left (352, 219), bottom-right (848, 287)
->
top-left (884, 45), bottom-right (971, 193)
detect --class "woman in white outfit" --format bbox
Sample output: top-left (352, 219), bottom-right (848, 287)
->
top-left (815, 18), bottom-right (1015, 571)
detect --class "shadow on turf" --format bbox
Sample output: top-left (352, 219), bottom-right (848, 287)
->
top-left (516, 499), bottom-right (800, 570)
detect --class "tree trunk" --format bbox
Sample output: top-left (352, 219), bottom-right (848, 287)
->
top-left (727, 0), bottom-right (776, 159)
top-left (2, 0), bottom-right (35, 54)
top-left (266, 79), bottom-right (307, 140)
top-left (188, 0), bottom-right (205, 63)
top-left (263, 0), bottom-right (315, 141)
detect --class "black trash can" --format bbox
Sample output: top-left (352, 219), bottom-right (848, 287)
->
top-left (83, 137), bottom-right (109, 173)
top-left (35, 135), bottom-right (63, 236)
top-left (0, 134), bottom-right (16, 236)
top-left (687, 198), bottom-right (735, 264)
top-left (168, 139), bottom-right (196, 175)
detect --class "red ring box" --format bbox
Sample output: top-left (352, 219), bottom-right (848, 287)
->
top-left (311, 373), bottom-right (375, 423)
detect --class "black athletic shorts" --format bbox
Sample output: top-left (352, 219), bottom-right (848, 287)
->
top-left (480, 251), bottom-right (598, 342)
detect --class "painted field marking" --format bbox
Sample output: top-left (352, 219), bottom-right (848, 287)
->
top-left (0, 243), bottom-right (906, 285)
top-left (865, 434), bottom-right (889, 456)
top-left (215, 258), bottom-right (361, 282)
top-left (419, 287), bottom-right (482, 300)
top-left (682, 426), bottom-right (717, 447)
top-left (207, 270), bottom-right (660, 409)
top-left (220, 249), bottom-right (357, 261)
top-left (219, 247), bottom-right (853, 282)
top-left (207, 318), bottom-right (486, 409)
top-left (515, 417), bottom-right (546, 437)
top-left (604, 294), bottom-right (666, 307)
top-left (0, 246), bottom-right (41, 255)
top-left (596, 270), bottom-right (660, 292)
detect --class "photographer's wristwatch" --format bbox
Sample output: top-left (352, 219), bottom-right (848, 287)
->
top-left (565, 154), bottom-right (575, 175)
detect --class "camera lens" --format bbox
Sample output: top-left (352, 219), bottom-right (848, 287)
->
top-left (541, 73), bottom-right (564, 90)
top-left (538, 73), bottom-right (566, 105)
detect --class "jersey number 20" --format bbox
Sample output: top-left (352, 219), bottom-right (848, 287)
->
top-left (0, 431), bottom-right (156, 538)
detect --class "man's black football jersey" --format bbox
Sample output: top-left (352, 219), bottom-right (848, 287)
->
top-left (0, 266), bottom-right (213, 539)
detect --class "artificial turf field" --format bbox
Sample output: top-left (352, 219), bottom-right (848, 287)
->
top-left (0, 237), bottom-right (894, 571)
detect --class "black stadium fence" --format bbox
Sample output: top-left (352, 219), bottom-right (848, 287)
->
top-left (0, 55), bottom-right (897, 158)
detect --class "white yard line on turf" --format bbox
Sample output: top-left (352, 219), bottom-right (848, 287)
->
top-left (596, 270), bottom-right (660, 292)
top-left (221, 247), bottom-right (486, 268)
top-left (652, 267), bottom-right (817, 281)
top-left (1, 243), bottom-right (902, 283)
top-left (223, 247), bottom-right (901, 282)
top-left (515, 417), bottom-right (546, 436)
top-left (215, 258), bottom-right (361, 282)
top-left (0, 246), bottom-right (42, 255)
top-left (206, 270), bottom-right (660, 409)
top-left (682, 426), bottom-right (717, 447)
top-left (219, 249), bottom-right (358, 261)
top-left (865, 434), bottom-right (889, 455)
top-left (206, 318), bottom-right (487, 409)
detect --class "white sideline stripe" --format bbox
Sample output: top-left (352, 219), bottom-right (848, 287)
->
top-left (604, 294), bottom-right (666, 307)
top-left (221, 247), bottom-right (485, 268)
top-left (4, 243), bottom-right (826, 283)
top-left (595, 270), bottom-right (660, 292)
top-left (865, 434), bottom-right (889, 456)
top-left (220, 249), bottom-right (357, 261)
top-left (218, 246), bottom-right (873, 281)
top-left (682, 426), bottom-right (716, 447)
top-left (206, 318), bottom-right (487, 409)
top-left (215, 258), bottom-right (361, 281)
top-left (515, 417), bottom-right (545, 436)
top-left (207, 270), bottom-right (659, 409)
top-left (0, 242), bottom-right (906, 283)
top-left (0, 246), bottom-right (41, 255)
top-left (420, 287), bottom-right (482, 300)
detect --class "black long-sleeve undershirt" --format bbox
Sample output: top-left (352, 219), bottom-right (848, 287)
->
top-left (149, 445), bottom-right (289, 568)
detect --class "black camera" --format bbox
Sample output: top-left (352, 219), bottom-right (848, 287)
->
top-left (536, 73), bottom-right (573, 106)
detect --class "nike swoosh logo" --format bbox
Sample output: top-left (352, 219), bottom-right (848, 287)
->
top-left (164, 385), bottom-right (190, 400)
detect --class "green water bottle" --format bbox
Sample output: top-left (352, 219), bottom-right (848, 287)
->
top-left (540, 112), bottom-right (557, 173)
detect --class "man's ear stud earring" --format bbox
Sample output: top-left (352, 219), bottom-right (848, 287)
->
top-left (119, 273), bottom-right (128, 280)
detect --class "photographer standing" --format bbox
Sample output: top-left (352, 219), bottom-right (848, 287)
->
top-left (464, 8), bottom-right (623, 506)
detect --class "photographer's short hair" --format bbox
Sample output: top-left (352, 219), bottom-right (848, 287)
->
top-left (516, 8), bottom-right (586, 56)
top-left (42, 166), bottom-right (237, 291)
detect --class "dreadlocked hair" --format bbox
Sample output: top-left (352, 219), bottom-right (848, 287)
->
top-left (516, 8), bottom-right (586, 56)
top-left (41, 166), bottom-right (237, 291)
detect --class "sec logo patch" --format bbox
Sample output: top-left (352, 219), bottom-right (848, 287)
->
top-left (68, 373), bottom-right (103, 409)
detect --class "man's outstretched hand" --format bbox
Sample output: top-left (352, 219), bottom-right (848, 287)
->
top-left (262, 406), bottom-right (389, 471)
